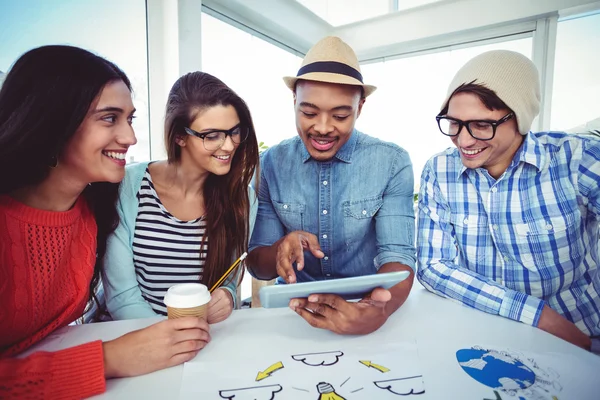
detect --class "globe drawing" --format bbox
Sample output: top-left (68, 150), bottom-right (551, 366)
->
top-left (456, 348), bottom-right (535, 391)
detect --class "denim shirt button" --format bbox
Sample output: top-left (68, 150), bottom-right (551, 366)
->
top-left (362, 210), bottom-right (367, 215)
top-left (283, 204), bottom-right (288, 209)
top-left (324, 256), bottom-right (329, 260)
top-left (322, 209), bottom-right (328, 215)
top-left (323, 180), bottom-right (328, 185)
top-left (322, 234), bottom-right (327, 239)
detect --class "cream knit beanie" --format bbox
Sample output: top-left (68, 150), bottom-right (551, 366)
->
top-left (440, 50), bottom-right (541, 135)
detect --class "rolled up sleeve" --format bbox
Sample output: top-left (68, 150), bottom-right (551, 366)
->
top-left (375, 149), bottom-right (416, 271)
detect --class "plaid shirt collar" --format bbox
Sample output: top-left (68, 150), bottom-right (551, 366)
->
top-left (457, 132), bottom-right (547, 180)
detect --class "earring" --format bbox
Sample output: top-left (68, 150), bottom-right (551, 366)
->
top-left (49, 155), bottom-right (59, 168)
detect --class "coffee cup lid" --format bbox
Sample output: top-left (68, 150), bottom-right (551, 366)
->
top-left (164, 283), bottom-right (211, 308)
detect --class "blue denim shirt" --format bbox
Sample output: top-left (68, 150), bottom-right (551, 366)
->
top-left (249, 130), bottom-right (416, 282)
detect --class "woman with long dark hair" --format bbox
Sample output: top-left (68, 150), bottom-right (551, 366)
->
top-left (0, 46), bottom-right (210, 399)
top-left (102, 71), bottom-right (259, 321)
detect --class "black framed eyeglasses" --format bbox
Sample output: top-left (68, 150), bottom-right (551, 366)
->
top-left (436, 113), bottom-right (514, 141)
top-left (184, 124), bottom-right (249, 151)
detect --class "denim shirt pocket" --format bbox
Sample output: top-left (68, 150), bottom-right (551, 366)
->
top-left (273, 200), bottom-right (305, 232)
top-left (514, 212), bottom-right (582, 274)
top-left (342, 196), bottom-right (383, 245)
top-left (449, 213), bottom-right (487, 264)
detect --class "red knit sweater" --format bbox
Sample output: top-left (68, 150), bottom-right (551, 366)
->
top-left (0, 195), bottom-right (106, 399)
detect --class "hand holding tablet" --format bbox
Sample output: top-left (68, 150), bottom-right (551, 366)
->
top-left (259, 271), bottom-right (410, 308)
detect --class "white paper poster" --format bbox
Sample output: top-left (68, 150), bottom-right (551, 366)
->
top-left (180, 341), bottom-right (425, 399)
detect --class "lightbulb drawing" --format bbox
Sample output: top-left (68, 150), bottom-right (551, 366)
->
top-left (316, 382), bottom-right (346, 400)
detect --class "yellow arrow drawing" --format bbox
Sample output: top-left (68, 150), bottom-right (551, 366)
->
top-left (255, 361), bottom-right (284, 381)
top-left (359, 360), bottom-right (390, 373)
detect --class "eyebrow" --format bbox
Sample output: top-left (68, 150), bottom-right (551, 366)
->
top-left (93, 106), bottom-right (136, 114)
top-left (298, 102), bottom-right (353, 112)
top-left (197, 123), bottom-right (241, 133)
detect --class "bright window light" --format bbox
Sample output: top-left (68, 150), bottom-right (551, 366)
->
top-left (551, 13), bottom-right (600, 133)
top-left (358, 37), bottom-right (533, 192)
top-left (0, 0), bottom-right (150, 163)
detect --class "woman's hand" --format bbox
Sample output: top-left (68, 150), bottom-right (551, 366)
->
top-left (207, 288), bottom-right (234, 324)
top-left (103, 317), bottom-right (210, 378)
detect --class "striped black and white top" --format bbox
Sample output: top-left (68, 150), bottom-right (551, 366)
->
top-left (133, 168), bottom-right (207, 315)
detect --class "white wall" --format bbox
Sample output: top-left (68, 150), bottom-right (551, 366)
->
top-left (335, 0), bottom-right (598, 61)
top-left (148, 0), bottom-right (600, 159)
top-left (146, 0), bottom-right (204, 160)
top-left (202, 0), bottom-right (330, 55)
top-left (197, 0), bottom-right (600, 62)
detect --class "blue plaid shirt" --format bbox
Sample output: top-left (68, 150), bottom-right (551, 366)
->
top-left (417, 132), bottom-right (600, 336)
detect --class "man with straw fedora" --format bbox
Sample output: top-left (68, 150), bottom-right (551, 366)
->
top-left (247, 37), bottom-right (416, 335)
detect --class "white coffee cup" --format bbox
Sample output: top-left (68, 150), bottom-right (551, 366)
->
top-left (163, 283), bottom-right (211, 320)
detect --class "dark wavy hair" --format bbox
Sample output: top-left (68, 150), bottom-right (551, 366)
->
top-left (0, 45), bottom-right (132, 319)
top-left (440, 82), bottom-right (512, 116)
top-left (164, 72), bottom-right (259, 290)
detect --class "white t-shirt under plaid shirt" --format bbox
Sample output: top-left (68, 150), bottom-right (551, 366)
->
top-left (417, 132), bottom-right (600, 336)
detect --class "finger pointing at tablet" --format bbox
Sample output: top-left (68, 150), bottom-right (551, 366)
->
top-left (276, 231), bottom-right (324, 283)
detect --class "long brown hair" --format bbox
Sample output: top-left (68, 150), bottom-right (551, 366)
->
top-left (163, 72), bottom-right (259, 289)
top-left (0, 45), bottom-right (131, 321)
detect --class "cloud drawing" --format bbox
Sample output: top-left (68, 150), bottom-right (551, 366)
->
top-left (219, 384), bottom-right (283, 400)
top-left (291, 351), bottom-right (344, 366)
top-left (374, 376), bottom-right (425, 396)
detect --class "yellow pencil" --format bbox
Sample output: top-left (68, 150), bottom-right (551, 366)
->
top-left (209, 252), bottom-right (248, 293)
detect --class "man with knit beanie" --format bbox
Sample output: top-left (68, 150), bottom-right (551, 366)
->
top-left (417, 50), bottom-right (600, 351)
top-left (247, 37), bottom-right (416, 335)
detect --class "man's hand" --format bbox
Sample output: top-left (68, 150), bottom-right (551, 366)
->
top-left (276, 231), bottom-right (324, 283)
top-left (289, 287), bottom-right (392, 335)
top-left (537, 305), bottom-right (591, 350)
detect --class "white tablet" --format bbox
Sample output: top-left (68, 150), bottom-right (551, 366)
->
top-left (258, 271), bottom-right (410, 309)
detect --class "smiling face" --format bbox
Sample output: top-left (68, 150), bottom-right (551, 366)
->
top-left (59, 79), bottom-right (137, 184)
top-left (180, 104), bottom-right (241, 175)
top-left (294, 80), bottom-right (364, 162)
top-left (447, 92), bottom-right (523, 179)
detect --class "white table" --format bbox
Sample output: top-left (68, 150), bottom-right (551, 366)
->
top-left (25, 286), bottom-right (600, 399)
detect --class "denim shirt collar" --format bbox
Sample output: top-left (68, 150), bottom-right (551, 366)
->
top-left (301, 130), bottom-right (359, 164)
top-left (457, 132), bottom-right (546, 179)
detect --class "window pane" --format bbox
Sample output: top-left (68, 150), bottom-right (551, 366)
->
top-left (358, 38), bottom-right (532, 192)
top-left (551, 13), bottom-right (600, 133)
top-left (202, 13), bottom-right (301, 151)
top-left (296, 0), bottom-right (444, 25)
top-left (0, 0), bottom-right (150, 162)
top-left (202, 13), bottom-right (301, 301)
top-left (297, 0), bottom-right (390, 26)
top-left (397, 0), bottom-right (444, 12)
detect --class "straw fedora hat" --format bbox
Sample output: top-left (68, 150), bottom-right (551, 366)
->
top-left (283, 36), bottom-right (376, 97)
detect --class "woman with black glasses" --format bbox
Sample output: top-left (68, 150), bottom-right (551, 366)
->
top-left (102, 72), bottom-right (259, 323)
